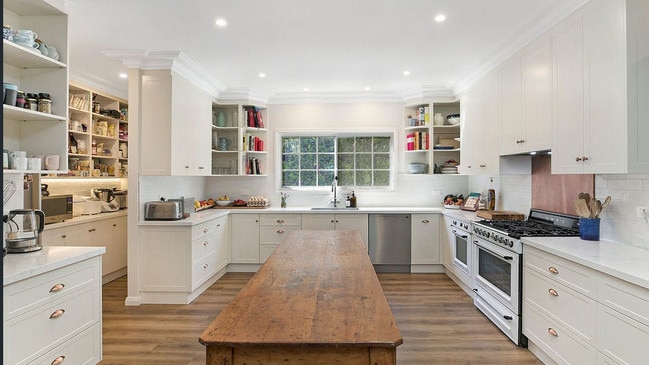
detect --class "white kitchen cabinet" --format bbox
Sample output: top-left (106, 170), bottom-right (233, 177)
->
top-left (301, 213), bottom-right (369, 247)
top-left (3, 254), bottom-right (102, 365)
top-left (230, 213), bottom-right (260, 263)
top-left (441, 215), bottom-right (454, 269)
top-left (139, 215), bottom-right (229, 304)
top-left (552, 0), bottom-right (649, 174)
top-left (259, 214), bottom-right (301, 262)
top-left (41, 215), bottom-right (127, 282)
top-left (460, 71), bottom-right (500, 175)
top-left (139, 70), bottom-right (212, 176)
top-left (499, 33), bottom-right (553, 156)
top-left (410, 214), bottom-right (441, 267)
top-left (2, 0), bottom-right (69, 174)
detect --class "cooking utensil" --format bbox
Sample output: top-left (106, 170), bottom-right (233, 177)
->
top-left (575, 198), bottom-right (590, 218)
top-left (601, 196), bottom-right (611, 211)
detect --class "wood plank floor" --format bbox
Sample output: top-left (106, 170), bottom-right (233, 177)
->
top-left (101, 273), bottom-right (541, 365)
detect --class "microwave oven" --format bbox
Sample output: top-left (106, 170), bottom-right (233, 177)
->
top-left (41, 194), bottom-right (73, 224)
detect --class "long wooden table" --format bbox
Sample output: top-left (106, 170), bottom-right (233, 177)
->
top-left (199, 230), bottom-right (403, 365)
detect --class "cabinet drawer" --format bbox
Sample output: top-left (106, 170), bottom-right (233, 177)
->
top-left (30, 323), bottom-right (102, 365)
top-left (192, 252), bottom-right (218, 289)
top-left (597, 303), bottom-right (649, 365)
top-left (4, 257), bottom-right (100, 319)
top-left (192, 233), bottom-right (218, 263)
top-left (6, 287), bottom-right (100, 365)
top-left (598, 273), bottom-right (649, 327)
top-left (259, 214), bottom-right (301, 227)
top-left (524, 246), bottom-right (596, 298)
top-left (524, 267), bottom-right (596, 344)
top-left (192, 219), bottom-right (219, 241)
top-left (259, 227), bottom-right (299, 245)
top-left (523, 304), bottom-right (597, 365)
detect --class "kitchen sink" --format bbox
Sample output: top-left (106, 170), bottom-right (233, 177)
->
top-left (310, 207), bottom-right (359, 211)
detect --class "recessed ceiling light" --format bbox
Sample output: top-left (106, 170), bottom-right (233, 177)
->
top-left (215, 18), bottom-right (227, 27)
top-left (403, 71), bottom-right (411, 76)
top-left (435, 14), bottom-right (446, 22)
top-left (258, 73), bottom-right (266, 78)
top-left (303, 88), bottom-right (309, 92)
top-left (119, 73), bottom-right (128, 79)
top-left (364, 87), bottom-right (371, 91)
top-left (530, 151), bottom-right (537, 155)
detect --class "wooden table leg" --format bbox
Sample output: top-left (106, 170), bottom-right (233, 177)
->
top-left (369, 348), bottom-right (396, 365)
top-left (206, 346), bottom-right (233, 365)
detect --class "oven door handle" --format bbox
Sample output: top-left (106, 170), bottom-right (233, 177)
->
top-left (503, 256), bottom-right (513, 260)
top-left (503, 315), bottom-right (513, 321)
top-left (452, 230), bottom-right (468, 239)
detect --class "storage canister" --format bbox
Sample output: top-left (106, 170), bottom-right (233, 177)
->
top-left (25, 93), bottom-right (38, 111)
top-left (15, 91), bottom-right (26, 108)
top-left (38, 93), bottom-right (51, 114)
top-left (4, 83), bottom-right (18, 106)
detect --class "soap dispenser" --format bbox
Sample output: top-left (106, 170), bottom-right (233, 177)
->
top-left (350, 191), bottom-right (357, 208)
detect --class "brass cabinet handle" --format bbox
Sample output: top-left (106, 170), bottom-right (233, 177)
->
top-left (113, 223), bottom-right (117, 227)
top-left (203, 264), bottom-right (209, 269)
top-left (548, 328), bottom-right (558, 337)
top-left (203, 228), bottom-right (209, 233)
top-left (548, 288), bottom-right (559, 296)
top-left (198, 166), bottom-right (204, 170)
top-left (203, 241), bottom-right (208, 246)
top-left (276, 219), bottom-right (284, 223)
top-left (480, 164), bottom-right (486, 168)
top-left (49, 309), bottom-right (65, 319)
top-left (217, 224), bottom-right (221, 227)
top-left (61, 234), bottom-right (66, 238)
top-left (50, 283), bottom-right (65, 292)
top-left (548, 266), bottom-right (559, 275)
top-left (421, 219), bottom-right (430, 223)
top-left (51, 356), bottom-right (65, 365)
top-left (276, 230), bottom-right (285, 234)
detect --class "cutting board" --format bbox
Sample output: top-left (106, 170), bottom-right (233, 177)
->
top-left (476, 210), bottom-right (524, 221)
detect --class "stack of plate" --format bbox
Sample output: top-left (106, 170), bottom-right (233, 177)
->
top-left (440, 165), bottom-right (458, 174)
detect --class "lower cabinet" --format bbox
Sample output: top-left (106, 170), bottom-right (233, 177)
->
top-left (259, 214), bottom-right (301, 262)
top-left (523, 245), bottom-right (649, 364)
top-left (139, 215), bottom-right (229, 304)
top-left (411, 214), bottom-right (441, 267)
top-left (230, 213), bottom-right (260, 264)
top-left (41, 215), bottom-right (127, 282)
top-left (301, 213), bottom-right (369, 247)
top-left (3, 255), bottom-right (103, 365)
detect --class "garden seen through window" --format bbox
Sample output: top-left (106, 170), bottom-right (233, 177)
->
top-left (281, 135), bottom-right (392, 188)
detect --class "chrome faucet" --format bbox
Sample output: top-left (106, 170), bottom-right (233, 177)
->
top-left (331, 176), bottom-right (339, 207)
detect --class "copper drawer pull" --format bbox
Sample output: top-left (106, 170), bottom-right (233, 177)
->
top-left (276, 219), bottom-right (284, 223)
top-left (548, 328), bottom-right (558, 337)
top-left (548, 288), bottom-right (559, 296)
top-left (50, 309), bottom-right (65, 319)
top-left (51, 356), bottom-right (65, 365)
top-left (277, 229), bottom-right (285, 234)
top-left (50, 283), bottom-right (65, 292)
top-left (421, 219), bottom-right (430, 223)
top-left (203, 228), bottom-right (209, 233)
top-left (203, 241), bottom-right (208, 246)
top-left (203, 264), bottom-right (209, 269)
top-left (113, 223), bottom-right (117, 227)
top-left (61, 234), bottom-right (67, 238)
top-left (548, 266), bottom-right (559, 275)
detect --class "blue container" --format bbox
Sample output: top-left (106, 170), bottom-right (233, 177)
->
top-left (579, 218), bottom-right (600, 241)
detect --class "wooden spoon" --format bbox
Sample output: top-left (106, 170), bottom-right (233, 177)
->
top-left (601, 196), bottom-right (611, 210)
top-left (595, 200), bottom-right (603, 218)
top-left (575, 199), bottom-right (591, 218)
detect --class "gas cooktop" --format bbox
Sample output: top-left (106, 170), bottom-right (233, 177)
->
top-left (474, 209), bottom-right (580, 239)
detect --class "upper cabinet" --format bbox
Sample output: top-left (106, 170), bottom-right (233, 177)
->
top-left (500, 33), bottom-right (553, 156)
top-left (2, 0), bottom-right (69, 174)
top-left (211, 104), bottom-right (268, 176)
top-left (403, 101), bottom-right (461, 174)
top-left (140, 70), bottom-right (212, 176)
top-left (552, 0), bottom-right (649, 174)
top-left (460, 71), bottom-right (500, 175)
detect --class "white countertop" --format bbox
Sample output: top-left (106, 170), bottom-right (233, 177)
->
top-left (522, 236), bottom-right (649, 290)
top-left (44, 209), bottom-right (127, 230)
top-left (3, 246), bottom-right (106, 286)
top-left (440, 208), bottom-right (482, 222)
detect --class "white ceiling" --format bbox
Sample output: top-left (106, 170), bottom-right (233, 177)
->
top-left (65, 0), bottom-right (587, 102)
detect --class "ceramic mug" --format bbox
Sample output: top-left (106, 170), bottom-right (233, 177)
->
top-left (44, 154), bottom-right (60, 170)
top-left (3, 25), bottom-right (13, 41)
top-left (47, 46), bottom-right (59, 61)
top-left (13, 29), bottom-right (38, 48)
top-left (10, 156), bottom-right (28, 170)
top-left (27, 157), bottom-right (41, 170)
top-left (34, 39), bottom-right (48, 56)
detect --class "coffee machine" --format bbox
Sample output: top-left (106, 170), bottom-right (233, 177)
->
top-left (3, 209), bottom-right (45, 253)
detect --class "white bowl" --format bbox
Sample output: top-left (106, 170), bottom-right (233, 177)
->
top-left (408, 163), bottom-right (427, 174)
top-left (215, 200), bottom-right (231, 206)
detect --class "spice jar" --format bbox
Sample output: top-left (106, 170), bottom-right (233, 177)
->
top-left (38, 93), bottom-right (52, 114)
top-left (15, 91), bottom-right (26, 108)
top-left (25, 93), bottom-right (38, 111)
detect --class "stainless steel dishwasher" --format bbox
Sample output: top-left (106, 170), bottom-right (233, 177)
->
top-left (368, 214), bottom-right (411, 273)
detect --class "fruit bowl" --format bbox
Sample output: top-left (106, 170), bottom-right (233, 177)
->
top-left (215, 200), bottom-right (231, 207)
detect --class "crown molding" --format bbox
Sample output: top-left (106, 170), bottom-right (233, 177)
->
top-left (267, 90), bottom-right (405, 104)
top-left (401, 85), bottom-right (456, 105)
top-left (70, 69), bottom-right (128, 99)
top-left (451, 0), bottom-right (588, 96)
top-left (216, 87), bottom-right (268, 106)
top-left (102, 50), bottom-right (227, 99)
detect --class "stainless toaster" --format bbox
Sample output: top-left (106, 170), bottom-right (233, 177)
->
top-left (144, 200), bottom-right (183, 220)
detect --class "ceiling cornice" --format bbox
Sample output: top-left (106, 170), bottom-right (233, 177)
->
top-left (451, 0), bottom-right (589, 96)
top-left (70, 69), bottom-right (128, 99)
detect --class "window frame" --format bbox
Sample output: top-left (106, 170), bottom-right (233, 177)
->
top-left (276, 130), bottom-right (396, 192)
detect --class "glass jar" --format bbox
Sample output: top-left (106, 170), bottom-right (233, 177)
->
top-left (25, 93), bottom-right (38, 111)
top-left (38, 96), bottom-right (52, 114)
top-left (15, 91), bottom-right (25, 108)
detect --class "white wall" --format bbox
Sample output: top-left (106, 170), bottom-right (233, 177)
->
top-left (204, 102), bottom-right (469, 208)
top-left (139, 175), bottom-right (206, 214)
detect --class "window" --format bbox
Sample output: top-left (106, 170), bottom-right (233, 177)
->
top-left (281, 134), bottom-right (392, 188)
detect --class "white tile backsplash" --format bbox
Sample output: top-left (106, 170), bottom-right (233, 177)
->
top-left (470, 174), bottom-right (532, 217)
top-left (139, 175), bottom-right (206, 211)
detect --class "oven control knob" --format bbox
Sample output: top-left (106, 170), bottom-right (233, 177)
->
top-left (486, 232), bottom-right (490, 238)
top-left (498, 237), bottom-right (503, 243)
top-left (509, 242), bottom-right (514, 248)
